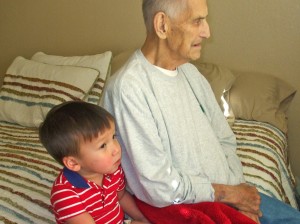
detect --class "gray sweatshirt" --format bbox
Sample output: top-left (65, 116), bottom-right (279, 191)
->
top-left (101, 50), bottom-right (244, 207)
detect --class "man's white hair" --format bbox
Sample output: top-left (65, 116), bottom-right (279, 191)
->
top-left (142, 0), bottom-right (188, 33)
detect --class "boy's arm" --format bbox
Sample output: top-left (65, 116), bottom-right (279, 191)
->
top-left (118, 189), bottom-right (150, 223)
top-left (65, 212), bottom-right (95, 224)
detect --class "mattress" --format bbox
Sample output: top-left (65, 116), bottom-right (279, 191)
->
top-left (0, 119), bottom-right (298, 224)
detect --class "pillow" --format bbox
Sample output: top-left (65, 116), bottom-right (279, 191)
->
top-left (31, 51), bottom-right (112, 104)
top-left (191, 61), bottom-right (236, 111)
top-left (0, 56), bottom-right (99, 127)
top-left (229, 72), bottom-right (296, 133)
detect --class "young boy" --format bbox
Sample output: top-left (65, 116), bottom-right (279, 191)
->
top-left (39, 101), bottom-right (149, 224)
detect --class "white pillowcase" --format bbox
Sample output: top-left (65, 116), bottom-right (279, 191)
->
top-left (31, 51), bottom-right (112, 104)
top-left (0, 56), bottom-right (99, 127)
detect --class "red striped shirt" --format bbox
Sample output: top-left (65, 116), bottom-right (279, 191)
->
top-left (51, 166), bottom-right (125, 224)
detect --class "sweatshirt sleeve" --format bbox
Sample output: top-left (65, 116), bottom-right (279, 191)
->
top-left (195, 69), bottom-right (245, 185)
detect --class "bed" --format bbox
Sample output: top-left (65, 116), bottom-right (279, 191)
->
top-left (0, 50), bottom-right (298, 223)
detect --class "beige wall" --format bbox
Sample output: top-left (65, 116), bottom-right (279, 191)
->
top-left (0, 0), bottom-right (146, 85)
top-left (1, 0), bottom-right (300, 178)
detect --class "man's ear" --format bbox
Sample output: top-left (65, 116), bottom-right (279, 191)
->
top-left (153, 12), bottom-right (169, 39)
top-left (63, 156), bottom-right (81, 172)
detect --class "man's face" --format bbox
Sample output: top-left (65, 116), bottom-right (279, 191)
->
top-left (166, 0), bottom-right (210, 63)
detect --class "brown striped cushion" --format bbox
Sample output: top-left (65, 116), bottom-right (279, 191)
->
top-left (0, 120), bottom-right (60, 223)
top-left (31, 51), bottom-right (112, 105)
top-left (0, 57), bottom-right (99, 127)
top-left (233, 119), bottom-right (298, 209)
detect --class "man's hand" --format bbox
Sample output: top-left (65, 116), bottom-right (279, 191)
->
top-left (213, 183), bottom-right (261, 215)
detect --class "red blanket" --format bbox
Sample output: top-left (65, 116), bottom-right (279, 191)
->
top-left (134, 197), bottom-right (256, 224)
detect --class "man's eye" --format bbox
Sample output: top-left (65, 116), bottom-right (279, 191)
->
top-left (194, 18), bottom-right (205, 25)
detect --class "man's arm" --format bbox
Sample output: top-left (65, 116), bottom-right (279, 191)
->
top-left (188, 70), bottom-right (262, 222)
top-left (200, 77), bottom-right (245, 184)
top-left (185, 66), bottom-right (245, 185)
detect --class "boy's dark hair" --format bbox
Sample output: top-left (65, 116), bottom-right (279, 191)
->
top-left (39, 101), bottom-right (114, 166)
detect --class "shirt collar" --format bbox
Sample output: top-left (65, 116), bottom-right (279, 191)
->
top-left (154, 65), bottom-right (178, 77)
top-left (63, 167), bottom-right (90, 188)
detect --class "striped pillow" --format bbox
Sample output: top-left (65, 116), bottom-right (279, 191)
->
top-left (233, 119), bottom-right (298, 208)
top-left (31, 51), bottom-right (112, 105)
top-left (0, 56), bottom-right (99, 127)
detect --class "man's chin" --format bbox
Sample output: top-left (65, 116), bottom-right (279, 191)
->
top-left (190, 52), bottom-right (201, 61)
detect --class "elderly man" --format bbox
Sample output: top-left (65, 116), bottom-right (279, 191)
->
top-left (101, 0), bottom-right (300, 223)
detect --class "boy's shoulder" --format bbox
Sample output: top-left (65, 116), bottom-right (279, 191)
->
top-left (51, 169), bottom-right (72, 192)
top-left (51, 166), bottom-right (124, 191)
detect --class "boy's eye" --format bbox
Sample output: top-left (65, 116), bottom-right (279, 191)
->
top-left (113, 134), bottom-right (117, 139)
top-left (100, 143), bottom-right (107, 149)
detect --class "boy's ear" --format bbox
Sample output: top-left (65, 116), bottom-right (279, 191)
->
top-left (153, 11), bottom-right (169, 39)
top-left (63, 156), bottom-right (81, 172)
